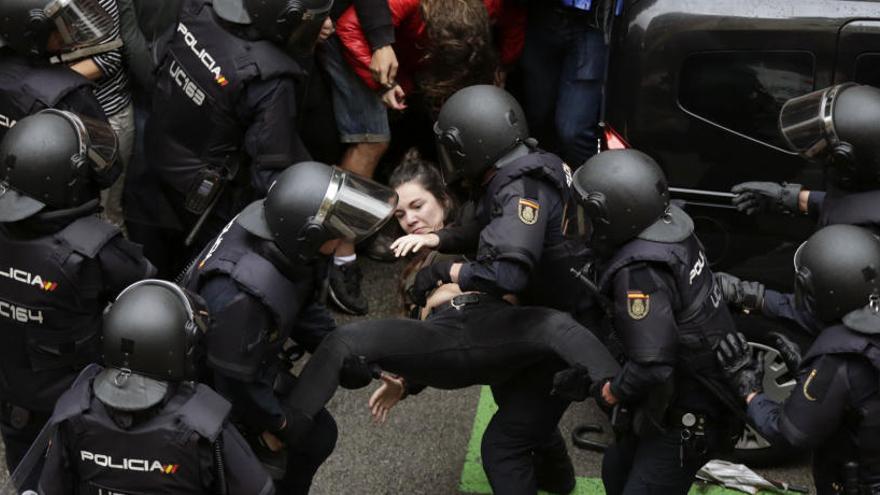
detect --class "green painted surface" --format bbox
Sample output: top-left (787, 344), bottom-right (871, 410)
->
top-left (458, 386), bottom-right (777, 495)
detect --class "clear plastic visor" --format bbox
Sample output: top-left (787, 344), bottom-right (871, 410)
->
top-left (779, 84), bottom-right (854, 160)
top-left (319, 167), bottom-right (398, 242)
top-left (46, 109), bottom-right (118, 173)
top-left (45, 0), bottom-right (115, 50)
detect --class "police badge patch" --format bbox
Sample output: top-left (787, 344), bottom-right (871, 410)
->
top-left (626, 291), bottom-right (650, 320)
top-left (518, 198), bottom-right (540, 225)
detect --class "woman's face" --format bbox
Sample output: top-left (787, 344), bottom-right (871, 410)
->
top-left (394, 181), bottom-right (445, 235)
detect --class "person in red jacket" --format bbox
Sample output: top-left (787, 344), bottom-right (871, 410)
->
top-left (336, 0), bottom-right (525, 113)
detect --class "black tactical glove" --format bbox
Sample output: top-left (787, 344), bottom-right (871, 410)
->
top-left (768, 331), bottom-right (802, 373)
top-left (715, 332), bottom-right (764, 400)
top-left (715, 272), bottom-right (765, 312)
top-left (551, 367), bottom-right (592, 402)
top-left (408, 259), bottom-right (454, 307)
top-left (731, 181), bottom-right (802, 216)
top-left (339, 354), bottom-right (382, 389)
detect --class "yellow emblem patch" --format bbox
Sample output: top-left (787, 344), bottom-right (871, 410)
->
top-left (627, 291), bottom-right (650, 320)
top-left (518, 198), bottom-right (540, 225)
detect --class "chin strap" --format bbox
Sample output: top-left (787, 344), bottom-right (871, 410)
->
top-left (49, 37), bottom-right (124, 64)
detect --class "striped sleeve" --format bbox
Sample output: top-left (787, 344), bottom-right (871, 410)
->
top-left (91, 0), bottom-right (131, 116)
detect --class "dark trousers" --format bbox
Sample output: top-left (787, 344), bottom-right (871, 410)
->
top-left (286, 299), bottom-right (619, 494)
top-left (520, 5), bottom-right (607, 167)
top-left (602, 427), bottom-right (723, 495)
top-left (276, 408), bottom-right (338, 495)
top-left (483, 363), bottom-right (576, 495)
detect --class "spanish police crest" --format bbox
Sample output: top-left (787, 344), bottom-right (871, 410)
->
top-left (626, 291), bottom-right (650, 320)
top-left (518, 198), bottom-right (539, 225)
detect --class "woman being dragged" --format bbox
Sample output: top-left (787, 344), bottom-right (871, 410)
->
top-left (283, 156), bottom-right (619, 490)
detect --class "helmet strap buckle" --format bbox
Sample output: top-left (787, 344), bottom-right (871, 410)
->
top-left (114, 368), bottom-right (132, 387)
top-left (870, 293), bottom-right (880, 314)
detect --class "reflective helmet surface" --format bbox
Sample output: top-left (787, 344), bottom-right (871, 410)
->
top-left (97, 280), bottom-right (210, 411)
top-left (213, 0), bottom-right (332, 55)
top-left (794, 224), bottom-right (880, 323)
top-left (434, 85), bottom-right (529, 182)
top-left (237, 161), bottom-right (397, 262)
top-left (572, 149), bottom-right (670, 249)
top-left (0, 110), bottom-right (116, 221)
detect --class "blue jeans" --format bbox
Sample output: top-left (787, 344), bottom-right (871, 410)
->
top-left (316, 36), bottom-right (390, 143)
top-left (520, 6), bottom-right (607, 167)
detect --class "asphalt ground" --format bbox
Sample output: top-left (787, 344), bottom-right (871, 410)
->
top-left (0, 256), bottom-right (814, 494)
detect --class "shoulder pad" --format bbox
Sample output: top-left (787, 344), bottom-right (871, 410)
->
top-left (637, 205), bottom-right (693, 243)
top-left (177, 384), bottom-right (231, 442)
top-left (803, 325), bottom-right (880, 371)
top-left (57, 216), bottom-right (120, 258)
top-left (21, 64), bottom-right (93, 108)
top-left (244, 41), bottom-right (306, 81)
top-left (48, 364), bottom-right (102, 424)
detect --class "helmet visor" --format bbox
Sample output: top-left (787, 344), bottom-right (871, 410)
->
top-left (792, 239), bottom-right (815, 314)
top-left (283, 3), bottom-right (332, 57)
top-left (319, 167), bottom-right (398, 242)
top-left (779, 84), bottom-right (855, 160)
top-left (46, 109), bottom-right (118, 175)
top-left (45, 0), bottom-right (115, 50)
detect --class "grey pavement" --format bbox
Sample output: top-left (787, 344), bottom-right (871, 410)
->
top-left (0, 257), bottom-right (813, 494)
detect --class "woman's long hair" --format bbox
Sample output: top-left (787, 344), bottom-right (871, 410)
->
top-left (417, 0), bottom-right (498, 115)
top-left (389, 150), bottom-right (456, 312)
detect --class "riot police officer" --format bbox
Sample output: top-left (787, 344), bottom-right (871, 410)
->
top-left (0, 110), bottom-right (154, 473)
top-left (139, 0), bottom-right (332, 275)
top-left (0, 0), bottom-right (112, 143)
top-left (183, 162), bottom-right (396, 494)
top-left (723, 84), bottom-right (880, 335)
top-left (572, 149), bottom-right (741, 495)
top-left (731, 83), bottom-right (880, 233)
top-left (717, 224), bottom-right (880, 495)
top-left (408, 85), bottom-right (595, 495)
top-left (36, 279), bottom-right (275, 494)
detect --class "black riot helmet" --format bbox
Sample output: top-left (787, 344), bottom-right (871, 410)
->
top-left (213, 0), bottom-right (332, 56)
top-left (793, 224), bottom-right (880, 324)
top-left (236, 161), bottom-right (397, 262)
top-left (780, 84), bottom-right (880, 190)
top-left (95, 280), bottom-right (210, 411)
top-left (0, 0), bottom-right (115, 57)
top-left (0, 109), bottom-right (118, 222)
top-left (434, 85), bottom-right (530, 182)
top-left (573, 150), bottom-right (691, 252)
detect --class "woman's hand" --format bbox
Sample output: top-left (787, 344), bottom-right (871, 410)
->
top-left (370, 45), bottom-right (399, 88)
top-left (390, 233), bottom-right (439, 258)
top-left (382, 84), bottom-right (407, 110)
top-left (368, 372), bottom-right (406, 424)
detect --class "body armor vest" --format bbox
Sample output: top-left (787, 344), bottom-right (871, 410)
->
top-left (148, 0), bottom-right (303, 196)
top-left (0, 217), bottom-right (119, 411)
top-left (50, 365), bottom-right (230, 495)
top-left (481, 151), bottom-right (592, 315)
top-left (0, 53), bottom-right (98, 143)
top-left (598, 234), bottom-right (738, 411)
top-left (804, 324), bottom-right (880, 484)
top-left (184, 221), bottom-right (318, 380)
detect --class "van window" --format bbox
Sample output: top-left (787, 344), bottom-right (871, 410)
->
top-left (679, 51), bottom-right (815, 148)
top-left (855, 53), bottom-right (880, 87)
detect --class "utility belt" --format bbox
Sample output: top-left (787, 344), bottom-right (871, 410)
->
top-left (429, 292), bottom-right (508, 316)
top-left (668, 408), bottom-right (712, 467)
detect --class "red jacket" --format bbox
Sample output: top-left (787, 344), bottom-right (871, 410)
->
top-left (336, 0), bottom-right (526, 93)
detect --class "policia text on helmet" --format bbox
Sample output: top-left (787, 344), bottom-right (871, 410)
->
top-left (212, 0), bottom-right (333, 56)
top-left (780, 83), bottom-right (880, 191)
top-left (0, 109), bottom-right (119, 223)
top-left (236, 161), bottom-right (398, 263)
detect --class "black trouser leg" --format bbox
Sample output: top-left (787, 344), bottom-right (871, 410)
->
top-left (0, 412), bottom-right (49, 475)
top-left (602, 427), bottom-right (717, 495)
top-left (481, 362), bottom-right (574, 495)
top-left (277, 408), bottom-right (337, 495)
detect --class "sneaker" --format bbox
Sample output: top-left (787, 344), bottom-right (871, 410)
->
top-left (328, 260), bottom-right (369, 315)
